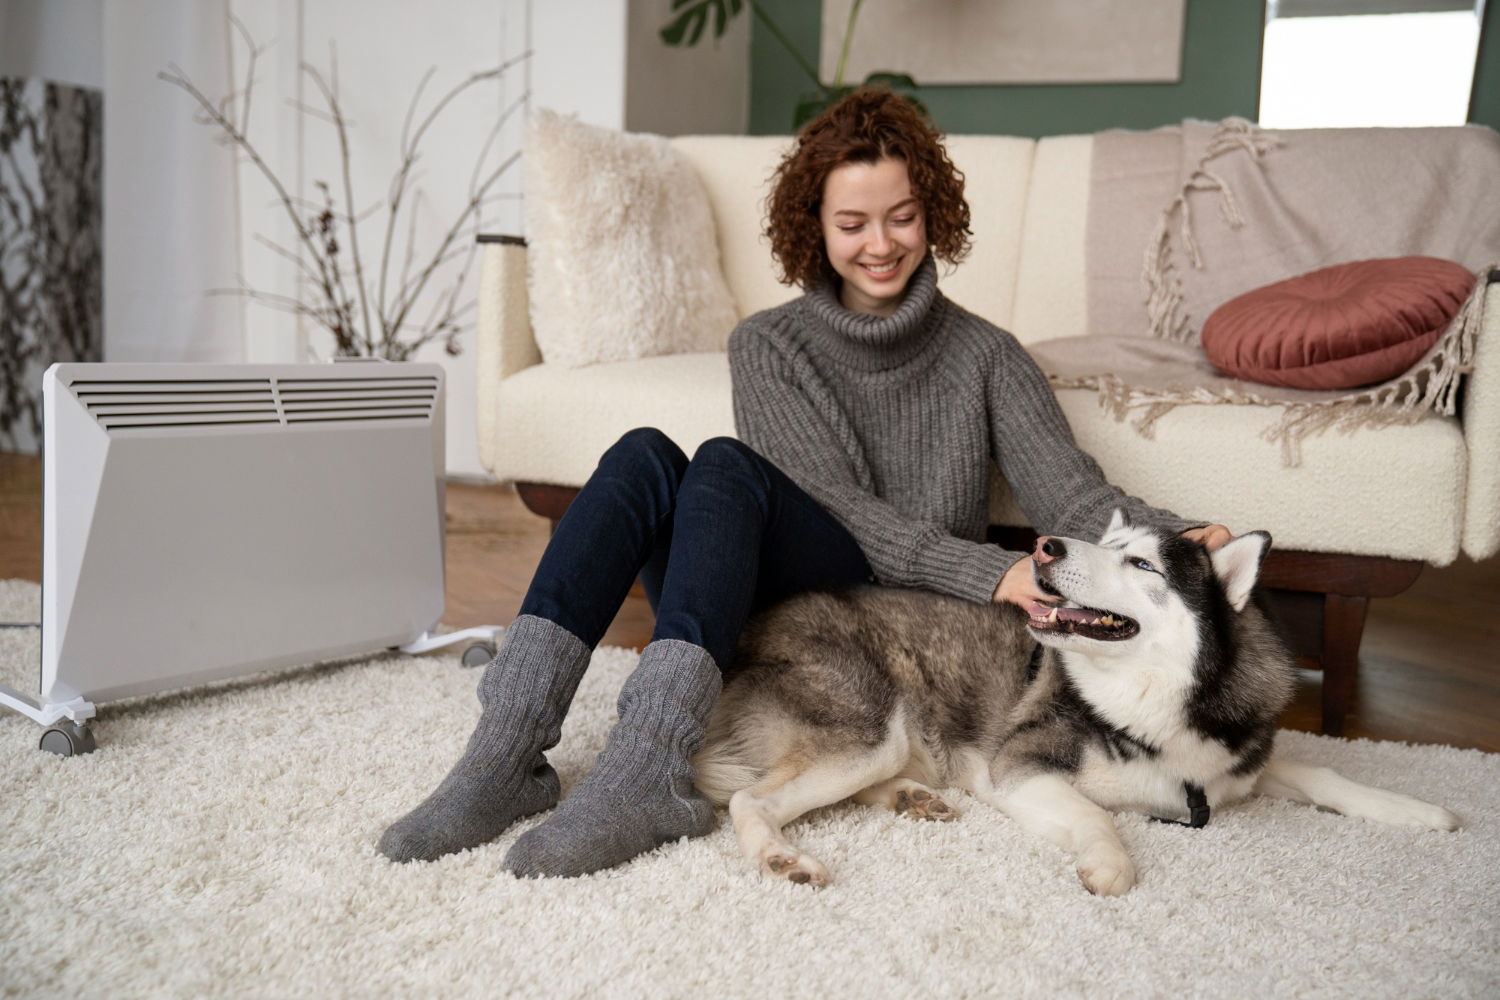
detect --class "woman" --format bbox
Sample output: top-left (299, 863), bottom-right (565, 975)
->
top-left (379, 89), bottom-right (1227, 878)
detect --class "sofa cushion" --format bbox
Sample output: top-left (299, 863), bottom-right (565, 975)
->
top-left (670, 136), bottom-right (800, 320)
top-left (490, 354), bottom-right (1465, 565)
top-left (493, 353), bottom-right (735, 486)
top-left (990, 389), bottom-right (1465, 564)
top-left (1012, 134), bottom-right (1093, 345)
top-left (929, 135), bottom-right (1036, 331)
top-left (524, 111), bottom-right (739, 368)
top-left (1201, 257), bottom-right (1475, 390)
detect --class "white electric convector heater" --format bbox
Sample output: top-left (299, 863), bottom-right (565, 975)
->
top-left (0, 361), bottom-right (500, 753)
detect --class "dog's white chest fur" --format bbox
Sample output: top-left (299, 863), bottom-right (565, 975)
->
top-left (1074, 732), bottom-right (1254, 817)
top-left (1064, 649), bottom-right (1254, 814)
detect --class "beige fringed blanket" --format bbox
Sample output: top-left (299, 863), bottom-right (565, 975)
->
top-left (1043, 118), bottom-right (1500, 464)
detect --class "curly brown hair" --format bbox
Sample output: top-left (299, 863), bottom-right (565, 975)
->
top-left (765, 88), bottom-right (972, 289)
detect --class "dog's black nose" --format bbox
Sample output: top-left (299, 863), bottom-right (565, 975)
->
top-left (1041, 537), bottom-right (1067, 560)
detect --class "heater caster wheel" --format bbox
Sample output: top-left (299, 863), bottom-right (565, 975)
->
top-left (39, 721), bottom-right (97, 757)
top-left (461, 641), bottom-right (496, 668)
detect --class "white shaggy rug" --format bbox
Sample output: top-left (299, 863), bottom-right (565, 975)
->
top-left (1, 580), bottom-right (1497, 999)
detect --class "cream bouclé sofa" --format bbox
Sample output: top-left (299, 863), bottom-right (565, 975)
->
top-left (474, 132), bottom-right (1500, 736)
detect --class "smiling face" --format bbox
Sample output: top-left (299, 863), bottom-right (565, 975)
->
top-left (1026, 527), bottom-right (1169, 655)
top-left (1025, 512), bottom-right (1270, 663)
top-left (819, 157), bottom-right (928, 317)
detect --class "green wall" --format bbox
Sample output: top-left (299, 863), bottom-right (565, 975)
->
top-left (749, 0), bottom-right (1500, 137)
top-left (1472, 0), bottom-right (1500, 130)
top-left (748, 0), bottom-right (1265, 136)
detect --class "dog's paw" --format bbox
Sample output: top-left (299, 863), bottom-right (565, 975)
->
top-left (761, 844), bottom-right (830, 888)
top-left (1370, 793), bottom-right (1461, 832)
top-left (895, 788), bottom-right (959, 822)
top-left (1077, 846), bottom-right (1136, 897)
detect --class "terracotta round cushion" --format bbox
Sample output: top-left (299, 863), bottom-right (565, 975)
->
top-left (1201, 256), bottom-right (1474, 390)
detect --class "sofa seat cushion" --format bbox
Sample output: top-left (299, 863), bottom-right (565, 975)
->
top-left (493, 353), bottom-right (736, 486)
top-left (493, 357), bottom-right (1464, 565)
top-left (987, 389), bottom-right (1466, 564)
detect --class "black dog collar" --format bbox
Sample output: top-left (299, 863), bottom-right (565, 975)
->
top-left (1151, 783), bottom-right (1210, 828)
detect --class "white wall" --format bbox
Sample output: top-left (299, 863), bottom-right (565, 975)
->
top-left (0, 0), bottom-right (102, 87)
top-left (531, 0), bottom-right (749, 137)
top-left (532, 0), bottom-right (627, 129)
top-left (104, 0), bottom-right (246, 364)
top-left (626, 0), bottom-right (748, 135)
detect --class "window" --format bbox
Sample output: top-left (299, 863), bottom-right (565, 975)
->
top-left (1258, 0), bottom-right (1485, 128)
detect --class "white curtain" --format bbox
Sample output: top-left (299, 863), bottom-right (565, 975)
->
top-left (102, 0), bottom-right (247, 362)
top-left (97, 0), bottom-right (527, 475)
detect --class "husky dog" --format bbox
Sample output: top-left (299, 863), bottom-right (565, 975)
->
top-left (693, 511), bottom-right (1459, 895)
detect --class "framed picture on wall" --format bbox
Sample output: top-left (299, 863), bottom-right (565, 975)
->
top-left (820, 0), bottom-right (1187, 85)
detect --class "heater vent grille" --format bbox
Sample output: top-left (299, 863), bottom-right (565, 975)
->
top-left (276, 377), bottom-right (439, 424)
top-left (72, 375), bottom-right (439, 432)
top-left (73, 379), bottom-right (280, 430)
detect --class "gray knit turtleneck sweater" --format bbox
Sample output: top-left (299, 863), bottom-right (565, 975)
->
top-left (728, 255), bottom-right (1200, 605)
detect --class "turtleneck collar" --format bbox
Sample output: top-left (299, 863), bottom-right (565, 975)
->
top-left (802, 254), bottom-right (942, 372)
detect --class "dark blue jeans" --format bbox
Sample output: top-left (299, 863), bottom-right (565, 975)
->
top-left (518, 428), bottom-right (874, 671)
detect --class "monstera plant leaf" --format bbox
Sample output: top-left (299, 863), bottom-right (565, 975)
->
top-left (660, 0), bottom-right (744, 46)
top-left (794, 72), bottom-right (928, 129)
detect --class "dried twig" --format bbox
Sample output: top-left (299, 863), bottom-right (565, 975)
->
top-left (160, 63), bottom-right (360, 354)
top-left (384, 148), bottom-right (521, 352)
top-left (302, 52), bottom-right (376, 355)
top-left (374, 58), bottom-right (530, 344)
top-left (161, 27), bottom-right (528, 359)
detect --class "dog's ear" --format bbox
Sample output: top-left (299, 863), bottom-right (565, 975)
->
top-left (1210, 531), bottom-right (1271, 612)
top-left (1102, 508), bottom-right (1130, 540)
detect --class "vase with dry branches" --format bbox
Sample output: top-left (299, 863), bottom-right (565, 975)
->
top-left (160, 20), bottom-right (528, 360)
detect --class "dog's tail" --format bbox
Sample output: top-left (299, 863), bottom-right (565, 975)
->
top-left (691, 699), bottom-right (778, 805)
top-left (690, 740), bottom-right (764, 806)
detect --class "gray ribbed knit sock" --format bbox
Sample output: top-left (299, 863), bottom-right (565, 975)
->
top-left (502, 639), bottom-right (722, 878)
top-left (378, 615), bottom-right (591, 863)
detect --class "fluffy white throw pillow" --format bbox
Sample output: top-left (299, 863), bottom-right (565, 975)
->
top-left (524, 110), bottom-right (740, 368)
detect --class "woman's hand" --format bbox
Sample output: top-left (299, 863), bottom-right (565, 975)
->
top-left (992, 555), bottom-right (1056, 610)
top-left (1181, 524), bottom-right (1233, 551)
top-left (996, 525), bottom-right (1232, 609)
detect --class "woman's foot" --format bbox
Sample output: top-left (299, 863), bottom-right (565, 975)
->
top-left (377, 744), bottom-right (561, 863)
top-left (378, 615), bottom-right (592, 863)
top-left (504, 639), bottom-right (721, 878)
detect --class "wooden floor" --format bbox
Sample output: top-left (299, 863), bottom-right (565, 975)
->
top-left (3, 452), bottom-right (1497, 751)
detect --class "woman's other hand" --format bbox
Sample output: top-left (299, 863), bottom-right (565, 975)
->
top-left (1181, 524), bottom-right (1233, 551)
top-left (992, 555), bottom-right (1056, 611)
top-left (995, 525), bottom-right (1232, 610)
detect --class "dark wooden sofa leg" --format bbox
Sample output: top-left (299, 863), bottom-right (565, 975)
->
top-left (514, 482), bottom-right (580, 532)
top-left (1319, 594), bottom-right (1370, 737)
top-left (1260, 554), bottom-right (1422, 737)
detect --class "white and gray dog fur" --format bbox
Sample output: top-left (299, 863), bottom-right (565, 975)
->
top-left (692, 511), bottom-right (1459, 895)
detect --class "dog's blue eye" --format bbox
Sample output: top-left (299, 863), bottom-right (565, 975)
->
top-left (1131, 558), bottom-right (1159, 574)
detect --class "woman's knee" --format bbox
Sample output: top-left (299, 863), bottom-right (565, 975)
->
top-left (690, 436), bottom-right (761, 469)
top-left (684, 437), bottom-right (773, 499)
top-left (600, 427), bottom-right (689, 478)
